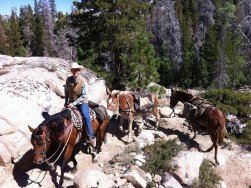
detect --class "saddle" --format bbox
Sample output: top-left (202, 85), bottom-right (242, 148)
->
top-left (69, 107), bottom-right (96, 130)
top-left (132, 91), bottom-right (154, 112)
top-left (183, 96), bottom-right (213, 122)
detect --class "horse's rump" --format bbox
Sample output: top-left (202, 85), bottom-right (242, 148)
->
top-left (93, 105), bottom-right (108, 124)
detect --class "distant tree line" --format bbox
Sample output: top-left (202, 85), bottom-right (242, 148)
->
top-left (0, 0), bottom-right (76, 60)
top-left (0, 0), bottom-right (250, 90)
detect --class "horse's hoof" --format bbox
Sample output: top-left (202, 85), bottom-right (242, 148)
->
top-left (71, 167), bottom-right (77, 174)
top-left (92, 158), bottom-right (98, 163)
top-left (135, 129), bottom-right (141, 136)
top-left (215, 160), bottom-right (219, 166)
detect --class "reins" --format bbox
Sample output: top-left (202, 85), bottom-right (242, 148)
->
top-left (46, 125), bottom-right (73, 166)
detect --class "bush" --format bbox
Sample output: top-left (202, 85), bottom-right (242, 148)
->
top-left (192, 159), bottom-right (222, 188)
top-left (142, 139), bottom-right (182, 176)
top-left (202, 89), bottom-right (251, 117)
top-left (148, 84), bottom-right (167, 98)
top-left (202, 89), bottom-right (251, 146)
top-left (228, 119), bottom-right (251, 148)
top-left (110, 143), bottom-right (141, 166)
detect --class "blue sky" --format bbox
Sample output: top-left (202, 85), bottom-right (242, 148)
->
top-left (0, 0), bottom-right (75, 16)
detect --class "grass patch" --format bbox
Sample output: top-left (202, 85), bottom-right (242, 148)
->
top-left (142, 139), bottom-right (182, 176)
top-left (192, 159), bottom-right (222, 188)
top-left (110, 143), bottom-right (141, 166)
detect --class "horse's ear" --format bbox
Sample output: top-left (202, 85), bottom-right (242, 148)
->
top-left (171, 88), bottom-right (174, 93)
top-left (28, 125), bottom-right (35, 133)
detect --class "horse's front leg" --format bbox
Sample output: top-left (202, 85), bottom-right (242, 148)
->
top-left (127, 115), bottom-right (133, 143)
top-left (190, 122), bottom-right (197, 139)
top-left (59, 146), bottom-right (74, 185)
top-left (153, 107), bottom-right (160, 129)
top-left (119, 116), bottom-right (128, 134)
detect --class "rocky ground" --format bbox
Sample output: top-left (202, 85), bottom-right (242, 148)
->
top-left (2, 98), bottom-right (250, 188)
top-left (0, 55), bottom-right (250, 188)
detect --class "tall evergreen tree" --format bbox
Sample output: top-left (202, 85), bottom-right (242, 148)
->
top-left (19, 5), bottom-right (34, 55)
top-left (39, 0), bottom-right (57, 56)
top-left (121, 32), bottom-right (160, 89)
top-left (8, 9), bottom-right (26, 56)
top-left (70, 0), bottom-right (151, 89)
top-left (0, 16), bottom-right (10, 54)
top-left (49, 0), bottom-right (57, 20)
top-left (32, 0), bottom-right (45, 56)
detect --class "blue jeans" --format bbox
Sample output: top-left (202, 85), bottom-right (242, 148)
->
top-left (79, 103), bottom-right (95, 139)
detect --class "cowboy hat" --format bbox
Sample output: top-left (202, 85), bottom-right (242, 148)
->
top-left (70, 62), bottom-right (84, 70)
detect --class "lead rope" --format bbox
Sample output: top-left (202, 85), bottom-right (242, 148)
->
top-left (47, 125), bottom-right (73, 166)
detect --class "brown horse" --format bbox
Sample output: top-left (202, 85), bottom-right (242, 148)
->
top-left (107, 90), bottom-right (160, 142)
top-left (169, 88), bottom-right (227, 165)
top-left (28, 105), bottom-right (109, 185)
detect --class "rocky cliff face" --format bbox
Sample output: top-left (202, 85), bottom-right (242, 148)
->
top-left (0, 55), bottom-right (107, 167)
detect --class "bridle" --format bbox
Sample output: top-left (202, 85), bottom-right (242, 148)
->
top-left (33, 124), bottom-right (74, 165)
top-left (33, 129), bottom-right (51, 161)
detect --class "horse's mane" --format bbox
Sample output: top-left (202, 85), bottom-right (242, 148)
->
top-left (39, 109), bottom-right (71, 134)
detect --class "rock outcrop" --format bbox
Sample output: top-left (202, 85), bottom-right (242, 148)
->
top-left (0, 55), bottom-right (107, 168)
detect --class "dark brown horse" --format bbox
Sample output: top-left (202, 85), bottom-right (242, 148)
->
top-left (28, 105), bottom-right (109, 185)
top-left (107, 90), bottom-right (160, 142)
top-left (169, 88), bottom-right (227, 165)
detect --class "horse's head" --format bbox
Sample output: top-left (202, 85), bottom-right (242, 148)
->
top-left (28, 125), bottom-right (51, 164)
top-left (107, 90), bottom-right (120, 112)
top-left (170, 88), bottom-right (179, 109)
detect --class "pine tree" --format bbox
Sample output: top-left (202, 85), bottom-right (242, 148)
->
top-left (0, 16), bottom-right (10, 54)
top-left (121, 32), bottom-right (160, 89)
top-left (19, 5), bottom-right (34, 55)
top-left (49, 0), bottom-right (57, 21)
top-left (8, 9), bottom-right (26, 56)
top-left (40, 0), bottom-right (57, 56)
top-left (70, 0), bottom-right (151, 89)
top-left (32, 0), bottom-right (45, 56)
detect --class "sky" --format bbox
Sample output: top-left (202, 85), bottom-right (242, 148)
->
top-left (0, 0), bottom-right (75, 16)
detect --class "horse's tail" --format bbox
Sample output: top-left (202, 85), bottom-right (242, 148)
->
top-left (216, 111), bottom-right (227, 145)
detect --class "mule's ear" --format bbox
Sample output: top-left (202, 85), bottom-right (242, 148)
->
top-left (106, 87), bottom-right (111, 96)
top-left (28, 125), bottom-right (35, 133)
top-left (171, 88), bottom-right (174, 93)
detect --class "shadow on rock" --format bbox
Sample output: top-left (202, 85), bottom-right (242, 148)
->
top-left (158, 126), bottom-right (201, 151)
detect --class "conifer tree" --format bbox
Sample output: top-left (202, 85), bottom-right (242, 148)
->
top-left (121, 32), bottom-right (160, 89)
top-left (70, 0), bottom-right (151, 89)
top-left (49, 0), bottom-right (57, 20)
top-left (0, 16), bottom-right (10, 54)
top-left (32, 0), bottom-right (45, 56)
top-left (19, 5), bottom-right (34, 55)
top-left (9, 9), bottom-right (26, 56)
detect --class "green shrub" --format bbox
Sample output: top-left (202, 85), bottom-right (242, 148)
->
top-left (148, 84), bottom-right (166, 98)
top-left (142, 139), bottom-right (182, 176)
top-left (192, 159), bottom-right (222, 188)
top-left (228, 119), bottom-right (251, 147)
top-left (202, 89), bottom-right (251, 146)
top-left (110, 143), bottom-right (141, 166)
top-left (202, 89), bottom-right (251, 117)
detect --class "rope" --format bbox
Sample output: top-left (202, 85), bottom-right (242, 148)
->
top-left (47, 125), bottom-right (73, 166)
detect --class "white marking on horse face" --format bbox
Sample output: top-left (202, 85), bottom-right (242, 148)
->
top-left (108, 98), bottom-right (112, 104)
